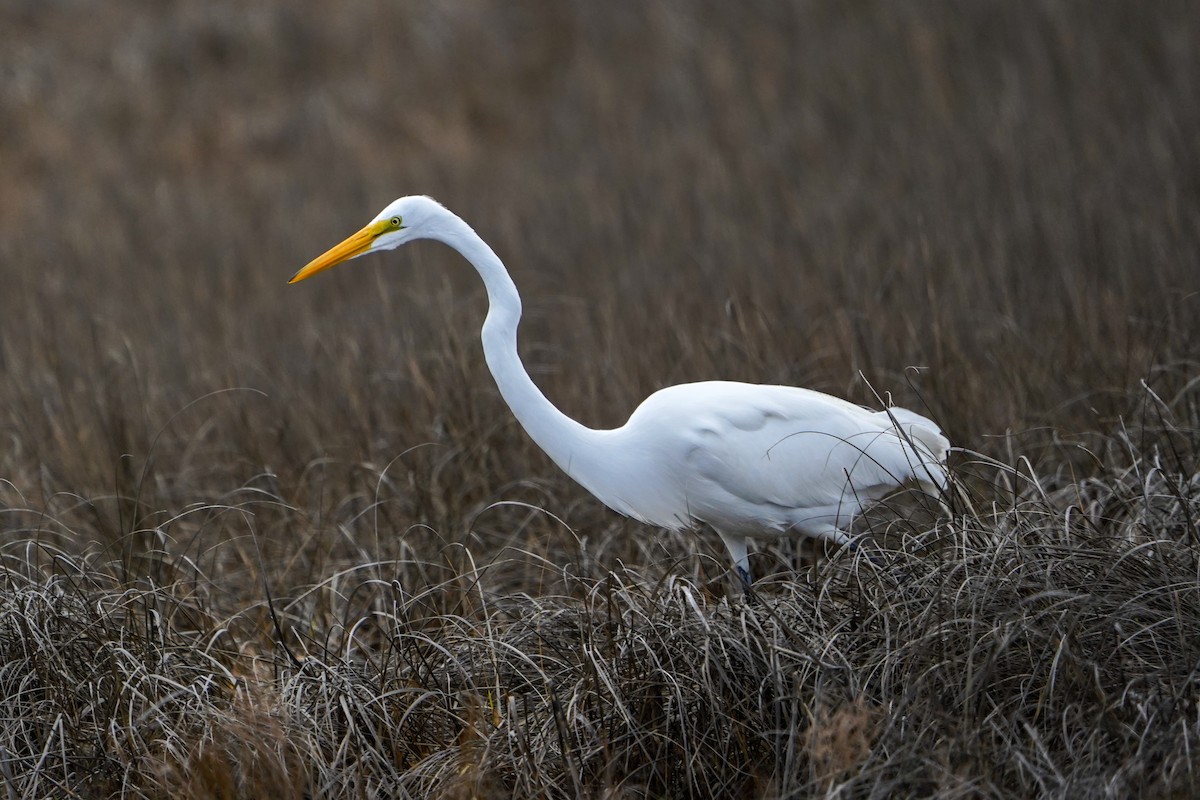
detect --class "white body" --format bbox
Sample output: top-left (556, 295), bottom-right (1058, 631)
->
top-left (562, 381), bottom-right (947, 569)
top-left (292, 196), bottom-right (950, 584)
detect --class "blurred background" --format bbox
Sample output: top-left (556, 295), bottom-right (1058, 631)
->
top-left (0, 0), bottom-right (1196, 555)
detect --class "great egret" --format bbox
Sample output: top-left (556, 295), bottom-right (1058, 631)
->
top-left (290, 196), bottom-right (949, 588)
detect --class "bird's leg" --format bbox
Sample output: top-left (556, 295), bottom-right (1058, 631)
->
top-left (718, 532), bottom-right (754, 596)
top-left (734, 560), bottom-right (761, 605)
top-left (736, 564), bottom-right (754, 593)
top-left (815, 525), bottom-right (891, 571)
top-left (829, 528), bottom-right (911, 583)
top-left (842, 537), bottom-right (888, 570)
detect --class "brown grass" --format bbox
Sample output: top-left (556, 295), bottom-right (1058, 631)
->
top-left (1, 1), bottom-right (1198, 797)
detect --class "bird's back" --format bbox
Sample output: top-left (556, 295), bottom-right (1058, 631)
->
top-left (592, 381), bottom-right (947, 537)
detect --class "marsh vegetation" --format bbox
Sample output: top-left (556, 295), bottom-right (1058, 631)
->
top-left (0, 2), bottom-right (1197, 797)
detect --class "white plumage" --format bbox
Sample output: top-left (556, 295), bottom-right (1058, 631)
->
top-left (291, 196), bottom-right (949, 587)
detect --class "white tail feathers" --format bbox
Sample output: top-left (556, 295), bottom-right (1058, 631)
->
top-left (875, 407), bottom-right (950, 491)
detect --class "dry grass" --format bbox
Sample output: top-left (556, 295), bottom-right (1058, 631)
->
top-left (1, 1), bottom-right (1198, 797)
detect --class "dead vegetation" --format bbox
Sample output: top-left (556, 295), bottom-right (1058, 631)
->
top-left (0, 1), bottom-right (1198, 797)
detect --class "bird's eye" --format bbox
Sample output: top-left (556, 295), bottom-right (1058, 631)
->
top-left (390, 216), bottom-right (402, 228)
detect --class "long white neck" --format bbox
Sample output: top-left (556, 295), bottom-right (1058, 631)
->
top-left (427, 211), bottom-right (600, 477)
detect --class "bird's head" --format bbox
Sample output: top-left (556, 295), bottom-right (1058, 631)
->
top-left (289, 195), bottom-right (448, 284)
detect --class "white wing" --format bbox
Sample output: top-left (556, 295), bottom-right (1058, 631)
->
top-left (608, 381), bottom-right (947, 537)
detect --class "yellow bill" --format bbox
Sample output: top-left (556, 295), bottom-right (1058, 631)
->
top-left (289, 221), bottom-right (383, 284)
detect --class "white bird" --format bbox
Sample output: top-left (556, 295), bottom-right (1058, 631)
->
top-left (290, 196), bottom-right (949, 589)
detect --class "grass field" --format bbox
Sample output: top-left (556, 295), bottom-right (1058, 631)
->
top-left (1, 1), bottom-right (1198, 797)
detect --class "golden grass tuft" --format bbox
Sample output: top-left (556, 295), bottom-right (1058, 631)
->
top-left (806, 698), bottom-right (882, 789)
